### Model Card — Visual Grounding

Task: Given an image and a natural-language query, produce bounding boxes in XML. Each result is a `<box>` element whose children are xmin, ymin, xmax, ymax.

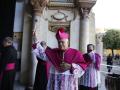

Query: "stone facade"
<box><xmin>31</xmin><ymin>0</ymin><xmax>97</xmax><ymax>51</ymax></box>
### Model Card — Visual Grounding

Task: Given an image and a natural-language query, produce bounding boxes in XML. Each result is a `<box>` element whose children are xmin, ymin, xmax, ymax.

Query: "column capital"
<box><xmin>30</xmin><ymin>0</ymin><xmax>49</xmax><ymax>15</ymax></box>
<box><xmin>79</xmin><ymin>8</ymin><xmax>90</xmax><ymax>19</ymax></box>
<box><xmin>76</xmin><ymin>0</ymin><xmax>97</xmax><ymax>19</ymax></box>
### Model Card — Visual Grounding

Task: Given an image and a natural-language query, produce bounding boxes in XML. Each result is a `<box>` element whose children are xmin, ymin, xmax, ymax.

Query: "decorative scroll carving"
<box><xmin>49</xmin><ymin>25</ymin><xmax>69</xmax><ymax>32</ymax></box>
<box><xmin>30</xmin><ymin>0</ymin><xmax>49</xmax><ymax>15</ymax></box>
<box><xmin>49</xmin><ymin>21</ymin><xmax>70</xmax><ymax>32</ymax></box>
<box><xmin>75</xmin><ymin>0</ymin><xmax>97</xmax><ymax>19</ymax></box>
<box><xmin>51</xmin><ymin>10</ymin><xmax>68</xmax><ymax>21</ymax></box>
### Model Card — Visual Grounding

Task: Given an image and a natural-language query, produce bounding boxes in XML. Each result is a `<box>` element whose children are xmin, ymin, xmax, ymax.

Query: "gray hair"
<box><xmin>3</xmin><ymin>37</ymin><xmax>13</xmax><ymax>45</ymax></box>
<box><xmin>40</xmin><ymin>41</ymin><xmax>46</xmax><ymax>47</ymax></box>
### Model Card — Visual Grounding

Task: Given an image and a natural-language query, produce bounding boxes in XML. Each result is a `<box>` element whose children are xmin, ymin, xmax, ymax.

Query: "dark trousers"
<box><xmin>79</xmin><ymin>85</ymin><xmax>98</xmax><ymax>90</ymax></box>
<box><xmin>33</xmin><ymin>61</ymin><xmax>48</xmax><ymax>90</ymax></box>
<box><xmin>0</xmin><ymin>70</ymin><xmax>16</xmax><ymax>90</ymax></box>
<box><xmin>107</xmin><ymin>63</ymin><xmax>113</xmax><ymax>72</ymax></box>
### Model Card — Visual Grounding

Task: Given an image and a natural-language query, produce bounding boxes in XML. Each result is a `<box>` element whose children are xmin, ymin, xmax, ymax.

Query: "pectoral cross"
<box><xmin>61</xmin><ymin>52</ymin><xmax>65</xmax><ymax>64</ymax></box>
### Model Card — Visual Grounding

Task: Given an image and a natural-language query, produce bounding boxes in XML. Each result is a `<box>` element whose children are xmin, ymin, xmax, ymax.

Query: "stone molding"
<box><xmin>48</xmin><ymin>21</ymin><xmax>70</xmax><ymax>32</ymax></box>
<box><xmin>48</xmin><ymin>2</ymin><xmax>74</xmax><ymax>8</ymax></box>
<box><xmin>76</xmin><ymin>0</ymin><xmax>96</xmax><ymax>8</ymax></box>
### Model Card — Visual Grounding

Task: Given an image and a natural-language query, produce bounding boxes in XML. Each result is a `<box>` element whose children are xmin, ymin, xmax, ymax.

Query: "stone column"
<box><xmin>96</xmin><ymin>33</ymin><xmax>104</xmax><ymax>60</ymax></box>
<box><xmin>89</xmin><ymin>12</ymin><xmax>96</xmax><ymax>45</ymax></box>
<box><xmin>79</xmin><ymin>8</ymin><xmax>90</xmax><ymax>53</ymax></box>
<box><xmin>21</xmin><ymin>0</ymin><xmax>49</xmax><ymax>89</ymax></box>
<box><xmin>76</xmin><ymin>0</ymin><xmax>97</xmax><ymax>53</ymax></box>
<box><xmin>20</xmin><ymin>3</ymin><xmax>33</xmax><ymax>87</ymax></box>
<box><xmin>31</xmin><ymin>0</ymin><xmax>49</xmax><ymax>82</ymax></box>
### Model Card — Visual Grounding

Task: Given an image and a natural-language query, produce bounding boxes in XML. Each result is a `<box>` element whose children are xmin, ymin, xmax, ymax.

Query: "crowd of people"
<box><xmin>0</xmin><ymin>27</ymin><xmax>102</xmax><ymax>90</ymax></box>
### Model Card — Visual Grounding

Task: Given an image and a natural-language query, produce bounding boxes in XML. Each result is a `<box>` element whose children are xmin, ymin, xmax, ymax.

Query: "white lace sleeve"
<box><xmin>72</xmin><ymin>63</ymin><xmax>85</xmax><ymax>78</ymax></box>
<box><xmin>33</xmin><ymin>43</ymin><xmax>48</xmax><ymax>61</ymax></box>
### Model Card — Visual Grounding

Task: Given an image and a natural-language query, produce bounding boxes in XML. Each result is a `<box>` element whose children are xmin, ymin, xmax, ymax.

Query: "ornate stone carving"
<box><xmin>76</xmin><ymin>0</ymin><xmax>97</xmax><ymax>19</ymax></box>
<box><xmin>47</xmin><ymin>9</ymin><xmax>73</xmax><ymax>32</ymax></box>
<box><xmin>51</xmin><ymin>10</ymin><xmax>68</xmax><ymax>21</ymax></box>
<box><xmin>49</xmin><ymin>21</ymin><xmax>70</xmax><ymax>32</ymax></box>
<box><xmin>79</xmin><ymin>8</ymin><xmax>90</xmax><ymax>19</ymax></box>
<box><xmin>30</xmin><ymin>0</ymin><xmax>49</xmax><ymax>15</ymax></box>
<box><xmin>53</xmin><ymin>12</ymin><xmax>65</xmax><ymax>20</ymax></box>
<box><xmin>49</xmin><ymin>25</ymin><xmax>70</xmax><ymax>32</ymax></box>
<box><xmin>48</xmin><ymin>0</ymin><xmax>74</xmax><ymax>8</ymax></box>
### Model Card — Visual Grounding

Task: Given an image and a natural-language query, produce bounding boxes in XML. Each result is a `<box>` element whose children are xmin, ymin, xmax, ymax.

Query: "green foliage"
<box><xmin>103</xmin><ymin>29</ymin><xmax>120</xmax><ymax>49</ymax></box>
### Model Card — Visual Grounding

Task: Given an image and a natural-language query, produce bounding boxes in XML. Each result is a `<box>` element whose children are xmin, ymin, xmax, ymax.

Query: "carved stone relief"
<box><xmin>30</xmin><ymin>0</ymin><xmax>49</xmax><ymax>15</ymax></box>
<box><xmin>49</xmin><ymin>22</ymin><xmax>70</xmax><ymax>32</ymax></box>
<box><xmin>47</xmin><ymin>10</ymin><xmax>71</xmax><ymax>33</ymax></box>
<box><xmin>79</xmin><ymin>8</ymin><xmax>90</xmax><ymax>19</ymax></box>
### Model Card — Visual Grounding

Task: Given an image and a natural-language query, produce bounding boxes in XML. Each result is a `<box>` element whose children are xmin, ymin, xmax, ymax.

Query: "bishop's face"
<box><xmin>58</xmin><ymin>39</ymin><xmax>69</xmax><ymax>51</ymax></box>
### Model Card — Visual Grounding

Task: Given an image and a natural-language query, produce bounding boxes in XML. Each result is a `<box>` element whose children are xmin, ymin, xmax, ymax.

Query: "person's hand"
<box><xmin>88</xmin><ymin>52</ymin><xmax>94</xmax><ymax>62</ymax></box>
<box><xmin>43</xmin><ymin>44</ymin><xmax>47</xmax><ymax>50</ymax></box>
<box><xmin>32</xmin><ymin>43</ymin><xmax>37</xmax><ymax>49</ymax></box>
<box><xmin>88</xmin><ymin>51</ymin><xmax>92</xmax><ymax>56</ymax></box>
<box><xmin>60</xmin><ymin>62</ymin><xmax>71</xmax><ymax>72</ymax></box>
<box><xmin>40</xmin><ymin>41</ymin><xmax>47</xmax><ymax>49</ymax></box>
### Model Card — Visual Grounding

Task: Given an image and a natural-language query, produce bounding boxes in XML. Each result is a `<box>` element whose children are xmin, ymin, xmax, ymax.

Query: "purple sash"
<box><xmin>5</xmin><ymin>63</ymin><xmax>15</xmax><ymax>71</ymax></box>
